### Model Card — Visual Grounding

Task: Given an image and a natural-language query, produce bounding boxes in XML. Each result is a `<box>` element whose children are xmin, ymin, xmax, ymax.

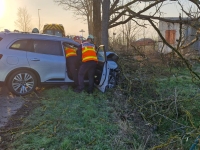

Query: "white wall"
<box><xmin>158</xmin><ymin>20</ymin><xmax>183</xmax><ymax>53</ymax></box>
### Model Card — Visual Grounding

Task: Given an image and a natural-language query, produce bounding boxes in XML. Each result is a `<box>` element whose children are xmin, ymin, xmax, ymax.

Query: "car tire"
<box><xmin>7</xmin><ymin>70</ymin><xmax>37</xmax><ymax>96</ymax></box>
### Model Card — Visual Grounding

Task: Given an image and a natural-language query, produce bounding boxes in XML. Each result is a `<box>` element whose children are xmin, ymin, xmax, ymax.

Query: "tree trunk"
<box><xmin>88</xmin><ymin>0</ymin><xmax>93</xmax><ymax>35</ymax></box>
<box><xmin>88</xmin><ymin>19</ymin><xmax>93</xmax><ymax>36</ymax></box>
<box><xmin>101</xmin><ymin>0</ymin><xmax>110</xmax><ymax>51</ymax></box>
<box><xmin>93</xmin><ymin>0</ymin><xmax>101</xmax><ymax>47</ymax></box>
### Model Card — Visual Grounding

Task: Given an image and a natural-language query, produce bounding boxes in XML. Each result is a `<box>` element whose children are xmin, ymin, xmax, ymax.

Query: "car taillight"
<box><xmin>0</xmin><ymin>54</ymin><xmax>3</xmax><ymax>59</ymax></box>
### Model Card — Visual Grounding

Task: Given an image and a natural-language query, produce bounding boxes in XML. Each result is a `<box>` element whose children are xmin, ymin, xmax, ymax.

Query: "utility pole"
<box><xmin>38</xmin><ymin>9</ymin><xmax>41</xmax><ymax>31</ymax></box>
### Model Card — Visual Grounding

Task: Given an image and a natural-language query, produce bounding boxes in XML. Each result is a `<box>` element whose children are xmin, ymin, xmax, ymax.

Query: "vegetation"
<box><xmin>114</xmin><ymin>48</ymin><xmax>200</xmax><ymax>149</ymax></box>
<box><xmin>55</xmin><ymin>0</ymin><xmax>199</xmax><ymax>53</ymax></box>
<box><xmin>15</xmin><ymin>7</ymin><xmax>32</xmax><ymax>32</ymax></box>
<box><xmin>7</xmin><ymin>88</ymin><xmax>138</xmax><ymax>150</ymax></box>
<box><xmin>2</xmin><ymin>47</ymin><xmax>200</xmax><ymax>149</ymax></box>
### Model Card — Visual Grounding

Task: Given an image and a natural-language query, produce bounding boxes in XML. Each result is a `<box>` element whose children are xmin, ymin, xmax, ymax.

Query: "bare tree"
<box><xmin>101</xmin><ymin>0</ymin><xmax>110</xmax><ymax>51</ymax></box>
<box><xmin>108</xmin><ymin>0</ymin><xmax>200</xmax><ymax>79</ymax></box>
<box><xmin>54</xmin><ymin>0</ymin><xmax>94</xmax><ymax>35</ymax></box>
<box><xmin>54</xmin><ymin>0</ymin><xmax>200</xmax><ymax>55</ymax></box>
<box><xmin>93</xmin><ymin>0</ymin><xmax>101</xmax><ymax>46</ymax></box>
<box><xmin>122</xmin><ymin>19</ymin><xmax>144</xmax><ymax>51</ymax></box>
<box><xmin>15</xmin><ymin>7</ymin><xmax>32</xmax><ymax>32</ymax></box>
<box><xmin>109</xmin><ymin>0</ymin><xmax>200</xmax><ymax>29</ymax></box>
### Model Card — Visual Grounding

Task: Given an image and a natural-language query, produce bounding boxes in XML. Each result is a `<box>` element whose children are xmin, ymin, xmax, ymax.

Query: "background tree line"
<box><xmin>54</xmin><ymin>0</ymin><xmax>200</xmax><ymax>80</ymax></box>
<box><xmin>54</xmin><ymin>0</ymin><xmax>199</xmax><ymax>49</ymax></box>
<box><xmin>15</xmin><ymin>0</ymin><xmax>200</xmax><ymax>79</ymax></box>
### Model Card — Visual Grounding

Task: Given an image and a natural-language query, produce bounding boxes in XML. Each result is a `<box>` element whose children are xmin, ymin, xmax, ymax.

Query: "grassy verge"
<box><xmin>117</xmin><ymin>51</ymin><xmax>200</xmax><ymax>149</ymax></box>
<box><xmin>152</xmin><ymin>67</ymin><xmax>200</xmax><ymax>149</ymax></box>
<box><xmin>6</xmin><ymin>51</ymin><xmax>200</xmax><ymax>149</ymax></box>
<box><xmin>8</xmin><ymin>87</ymin><xmax>142</xmax><ymax>150</ymax></box>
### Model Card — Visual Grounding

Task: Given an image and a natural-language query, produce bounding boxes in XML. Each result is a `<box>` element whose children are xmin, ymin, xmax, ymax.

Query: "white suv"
<box><xmin>0</xmin><ymin>32</ymin><xmax>119</xmax><ymax>96</ymax></box>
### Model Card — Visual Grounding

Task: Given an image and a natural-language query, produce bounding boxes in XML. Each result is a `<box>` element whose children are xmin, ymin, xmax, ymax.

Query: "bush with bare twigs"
<box><xmin>109</xmin><ymin>45</ymin><xmax>200</xmax><ymax>149</ymax></box>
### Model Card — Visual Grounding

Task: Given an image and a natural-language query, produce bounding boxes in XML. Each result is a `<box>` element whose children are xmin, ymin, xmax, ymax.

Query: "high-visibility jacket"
<box><xmin>65</xmin><ymin>47</ymin><xmax>77</xmax><ymax>58</ymax></box>
<box><xmin>81</xmin><ymin>42</ymin><xmax>98</xmax><ymax>62</ymax></box>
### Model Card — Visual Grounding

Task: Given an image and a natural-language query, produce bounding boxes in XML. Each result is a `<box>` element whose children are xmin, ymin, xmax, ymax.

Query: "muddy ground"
<box><xmin>0</xmin><ymin>85</ymin><xmax>48</xmax><ymax>150</ymax></box>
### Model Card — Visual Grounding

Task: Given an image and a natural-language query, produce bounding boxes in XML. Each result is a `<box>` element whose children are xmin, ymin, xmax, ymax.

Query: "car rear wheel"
<box><xmin>7</xmin><ymin>70</ymin><xmax>37</xmax><ymax>96</ymax></box>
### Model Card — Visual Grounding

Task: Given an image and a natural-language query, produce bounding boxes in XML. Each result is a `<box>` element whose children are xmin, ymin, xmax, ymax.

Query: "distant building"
<box><xmin>158</xmin><ymin>17</ymin><xmax>200</xmax><ymax>53</ymax></box>
<box><xmin>132</xmin><ymin>38</ymin><xmax>155</xmax><ymax>46</ymax></box>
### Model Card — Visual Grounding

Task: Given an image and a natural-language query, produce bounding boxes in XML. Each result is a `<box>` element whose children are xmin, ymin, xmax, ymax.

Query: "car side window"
<box><xmin>32</xmin><ymin>40</ymin><xmax>63</xmax><ymax>56</ymax></box>
<box><xmin>10</xmin><ymin>40</ymin><xmax>29</xmax><ymax>51</ymax></box>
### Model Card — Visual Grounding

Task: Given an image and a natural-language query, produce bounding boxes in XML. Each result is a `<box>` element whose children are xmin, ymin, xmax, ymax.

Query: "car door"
<box><xmin>26</xmin><ymin>39</ymin><xmax>66</xmax><ymax>82</ymax></box>
<box><xmin>95</xmin><ymin>45</ymin><xmax>110</xmax><ymax>92</ymax></box>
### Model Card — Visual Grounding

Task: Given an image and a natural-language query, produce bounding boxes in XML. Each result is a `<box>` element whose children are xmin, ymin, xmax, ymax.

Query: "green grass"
<box><xmin>9</xmin><ymin>87</ymin><xmax>142</xmax><ymax>150</ymax></box>
<box><xmin>150</xmin><ymin>66</ymin><xmax>200</xmax><ymax>149</ymax></box>
<box><xmin>118</xmin><ymin>58</ymin><xmax>200</xmax><ymax>149</ymax></box>
<box><xmin>8</xmin><ymin>60</ymin><xmax>200</xmax><ymax>149</ymax></box>
<box><xmin>10</xmin><ymin>88</ymin><xmax>118</xmax><ymax>149</ymax></box>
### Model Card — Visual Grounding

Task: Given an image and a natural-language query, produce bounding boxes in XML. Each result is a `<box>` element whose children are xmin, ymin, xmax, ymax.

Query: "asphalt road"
<box><xmin>0</xmin><ymin>86</ymin><xmax>24</xmax><ymax>128</ymax></box>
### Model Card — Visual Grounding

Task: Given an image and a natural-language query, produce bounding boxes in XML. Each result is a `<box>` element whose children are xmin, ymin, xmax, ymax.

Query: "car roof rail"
<box><xmin>21</xmin><ymin>32</ymin><xmax>30</xmax><ymax>34</ymax></box>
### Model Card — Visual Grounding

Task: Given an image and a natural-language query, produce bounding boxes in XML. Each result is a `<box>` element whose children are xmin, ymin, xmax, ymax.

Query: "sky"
<box><xmin>0</xmin><ymin>0</ymin><xmax>195</xmax><ymax>38</ymax></box>
<box><xmin>0</xmin><ymin>0</ymin><xmax>88</xmax><ymax>36</ymax></box>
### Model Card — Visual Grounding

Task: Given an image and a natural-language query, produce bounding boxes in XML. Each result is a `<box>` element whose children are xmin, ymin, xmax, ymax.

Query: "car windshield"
<box><xmin>44</xmin><ymin>30</ymin><xmax>63</xmax><ymax>37</ymax></box>
<box><xmin>54</xmin><ymin>30</ymin><xmax>62</xmax><ymax>37</ymax></box>
<box><xmin>44</xmin><ymin>30</ymin><xmax>54</xmax><ymax>35</ymax></box>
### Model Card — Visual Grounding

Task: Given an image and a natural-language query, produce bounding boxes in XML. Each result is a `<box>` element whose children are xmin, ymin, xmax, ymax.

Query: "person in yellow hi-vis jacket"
<box><xmin>65</xmin><ymin>44</ymin><xmax>79</xmax><ymax>88</ymax></box>
<box><xmin>74</xmin><ymin>35</ymin><xmax>97</xmax><ymax>94</ymax></box>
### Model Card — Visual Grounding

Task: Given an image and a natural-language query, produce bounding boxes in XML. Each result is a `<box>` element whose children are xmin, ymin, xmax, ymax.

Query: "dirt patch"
<box><xmin>0</xmin><ymin>88</ymin><xmax>45</xmax><ymax>150</ymax></box>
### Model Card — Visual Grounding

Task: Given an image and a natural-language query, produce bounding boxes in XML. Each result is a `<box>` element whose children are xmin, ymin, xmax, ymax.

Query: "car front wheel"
<box><xmin>7</xmin><ymin>70</ymin><xmax>37</xmax><ymax>96</ymax></box>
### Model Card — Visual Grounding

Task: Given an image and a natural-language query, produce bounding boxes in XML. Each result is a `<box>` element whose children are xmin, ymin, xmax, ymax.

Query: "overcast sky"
<box><xmin>0</xmin><ymin>0</ymin><xmax>194</xmax><ymax>38</ymax></box>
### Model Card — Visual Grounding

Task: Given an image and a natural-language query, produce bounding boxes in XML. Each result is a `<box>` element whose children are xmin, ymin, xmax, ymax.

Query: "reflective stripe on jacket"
<box><xmin>81</xmin><ymin>42</ymin><xmax>97</xmax><ymax>62</ymax></box>
<box><xmin>65</xmin><ymin>47</ymin><xmax>77</xmax><ymax>58</ymax></box>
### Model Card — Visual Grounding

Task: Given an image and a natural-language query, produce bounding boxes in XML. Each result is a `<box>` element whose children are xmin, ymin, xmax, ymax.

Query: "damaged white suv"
<box><xmin>0</xmin><ymin>32</ymin><xmax>120</xmax><ymax>96</ymax></box>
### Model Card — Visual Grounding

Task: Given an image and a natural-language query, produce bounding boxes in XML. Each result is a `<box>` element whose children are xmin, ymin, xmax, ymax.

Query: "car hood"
<box><xmin>106</xmin><ymin>52</ymin><xmax>119</xmax><ymax>62</ymax></box>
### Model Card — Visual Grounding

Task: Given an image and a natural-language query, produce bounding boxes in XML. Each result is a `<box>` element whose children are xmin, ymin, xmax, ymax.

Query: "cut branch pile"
<box><xmin>112</xmin><ymin>47</ymin><xmax>200</xmax><ymax>149</ymax></box>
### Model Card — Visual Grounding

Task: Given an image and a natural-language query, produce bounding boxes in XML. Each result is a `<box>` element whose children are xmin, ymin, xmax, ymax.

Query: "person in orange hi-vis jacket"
<box><xmin>65</xmin><ymin>44</ymin><xmax>79</xmax><ymax>88</ymax></box>
<box><xmin>74</xmin><ymin>35</ymin><xmax>97</xmax><ymax>94</ymax></box>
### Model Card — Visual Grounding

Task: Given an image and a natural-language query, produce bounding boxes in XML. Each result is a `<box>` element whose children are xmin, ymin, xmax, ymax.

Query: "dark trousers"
<box><xmin>78</xmin><ymin>61</ymin><xmax>97</xmax><ymax>92</ymax></box>
<box><xmin>66</xmin><ymin>56</ymin><xmax>79</xmax><ymax>86</ymax></box>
